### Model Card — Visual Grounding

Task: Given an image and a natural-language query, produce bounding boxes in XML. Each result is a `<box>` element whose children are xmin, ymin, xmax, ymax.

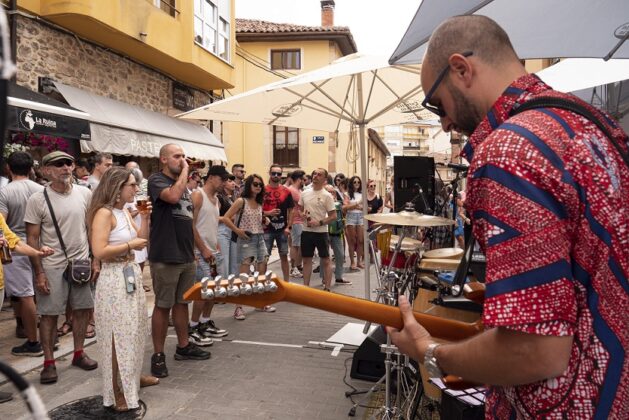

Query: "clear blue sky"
<box><xmin>235</xmin><ymin>0</ymin><xmax>420</xmax><ymax>57</ymax></box>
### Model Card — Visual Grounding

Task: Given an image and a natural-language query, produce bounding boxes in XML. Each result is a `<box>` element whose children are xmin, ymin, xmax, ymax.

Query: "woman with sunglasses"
<box><xmin>222</xmin><ymin>174</ymin><xmax>272</xmax><ymax>319</ymax></box>
<box><xmin>345</xmin><ymin>176</ymin><xmax>365</xmax><ymax>270</ymax></box>
<box><xmin>366</xmin><ymin>180</ymin><xmax>383</xmax><ymax>228</ymax></box>
<box><xmin>88</xmin><ymin>167</ymin><xmax>158</xmax><ymax>413</ymax></box>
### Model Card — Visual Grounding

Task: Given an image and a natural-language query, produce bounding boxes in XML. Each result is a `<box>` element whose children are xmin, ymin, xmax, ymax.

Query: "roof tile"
<box><xmin>236</xmin><ymin>18</ymin><xmax>351</xmax><ymax>34</ymax></box>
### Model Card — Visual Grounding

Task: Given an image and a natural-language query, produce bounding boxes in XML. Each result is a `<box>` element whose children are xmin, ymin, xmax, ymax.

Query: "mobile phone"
<box><xmin>123</xmin><ymin>264</ymin><xmax>136</xmax><ymax>293</ymax></box>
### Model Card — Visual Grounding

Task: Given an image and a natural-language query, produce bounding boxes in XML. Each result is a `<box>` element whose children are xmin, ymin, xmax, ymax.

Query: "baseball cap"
<box><xmin>205</xmin><ymin>165</ymin><xmax>230</xmax><ymax>179</ymax></box>
<box><xmin>42</xmin><ymin>151</ymin><xmax>75</xmax><ymax>166</ymax></box>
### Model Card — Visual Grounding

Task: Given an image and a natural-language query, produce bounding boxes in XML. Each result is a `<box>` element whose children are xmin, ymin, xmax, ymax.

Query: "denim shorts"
<box><xmin>290</xmin><ymin>223</ymin><xmax>303</xmax><ymax>246</ymax></box>
<box><xmin>264</xmin><ymin>230</ymin><xmax>289</xmax><ymax>255</ymax></box>
<box><xmin>237</xmin><ymin>233</ymin><xmax>269</xmax><ymax>265</ymax></box>
<box><xmin>346</xmin><ymin>211</ymin><xmax>364</xmax><ymax>226</ymax></box>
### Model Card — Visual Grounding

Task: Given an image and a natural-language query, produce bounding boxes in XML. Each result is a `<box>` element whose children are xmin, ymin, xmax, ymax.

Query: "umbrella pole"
<box><xmin>358</xmin><ymin>123</ymin><xmax>370</xmax><ymax>299</ymax></box>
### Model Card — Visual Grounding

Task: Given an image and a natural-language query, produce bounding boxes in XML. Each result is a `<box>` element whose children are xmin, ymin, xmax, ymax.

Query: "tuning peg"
<box><xmin>263</xmin><ymin>271</ymin><xmax>277</xmax><ymax>292</ymax></box>
<box><xmin>227</xmin><ymin>274</ymin><xmax>240</xmax><ymax>297</ymax></box>
<box><xmin>201</xmin><ymin>277</ymin><xmax>214</xmax><ymax>300</ymax></box>
<box><xmin>213</xmin><ymin>275</ymin><xmax>227</xmax><ymax>299</ymax></box>
<box><xmin>238</xmin><ymin>273</ymin><xmax>253</xmax><ymax>295</ymax></box>
<box><xmin>252</xmin><ymin>275</ymin><xmax>265</xmax><ymax>294</ymax></box>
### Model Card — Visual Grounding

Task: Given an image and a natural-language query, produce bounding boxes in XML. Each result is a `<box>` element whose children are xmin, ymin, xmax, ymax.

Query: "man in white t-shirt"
<box><xmin>298</xmin><ymin>168</ymin><xmax>336</xmax><ymax>290</ymax></box>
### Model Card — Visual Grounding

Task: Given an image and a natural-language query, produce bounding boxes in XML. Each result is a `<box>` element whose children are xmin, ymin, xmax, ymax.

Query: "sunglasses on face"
<box><xmin>252</xmin><ymin>181</ymin><xmax>263</xmax><ymax>188</ymax></box>
<box><xmin>368</xmin><ymin>184</ymin><xmax>376</xmax><ymax>188</ymax></box>
<box><xmin>270</xmin><ymin>171</ymin><xmax>282</xmax><ymax>177</ymax></box>
<box><xmin>50</xmin><ymin>160</ymin><xmax>73</xmax><ymax>168</ymax></box>
<box><xmin>353</xmin><ymin>180</ymin><xmax>361</xmax><ymax>184</ymax></box>
<box><xmin>421</xmin><ymin>51</ymin><xmax>474</xmax><ymax>118</ymax></box>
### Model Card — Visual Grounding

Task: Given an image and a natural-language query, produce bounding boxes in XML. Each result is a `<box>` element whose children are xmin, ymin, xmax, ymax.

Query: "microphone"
<box><xmin>437</xmin><ymin>162</ymin><xmax>469</xmax><ymax>171</ymax></box>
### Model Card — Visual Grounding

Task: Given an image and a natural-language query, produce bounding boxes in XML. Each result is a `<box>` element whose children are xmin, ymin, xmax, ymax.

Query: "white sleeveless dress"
<box><xmin>94</xmin><ymin>208</ymin><xmax>147</xmax><ymax>409</ymax></box>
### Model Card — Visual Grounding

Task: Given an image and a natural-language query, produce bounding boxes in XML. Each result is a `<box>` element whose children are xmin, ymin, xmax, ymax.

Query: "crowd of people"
<box><xmin>0</xmin><ymin>145</ymin><xmax>387</xmax><ymax>412</ymax></box>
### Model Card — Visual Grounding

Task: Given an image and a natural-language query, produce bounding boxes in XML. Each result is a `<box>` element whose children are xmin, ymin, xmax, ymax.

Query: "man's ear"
<box><xmin>448</xmin><ymin>53</ymin><xmax>474</xmax><ymax>87</ymax></box>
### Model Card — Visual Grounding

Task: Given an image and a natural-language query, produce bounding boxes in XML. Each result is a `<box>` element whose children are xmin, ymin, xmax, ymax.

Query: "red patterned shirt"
<box><xmin>462</xmin><ymin>74</ymin><xmax>629</xmax><ymax>419</ymax></box>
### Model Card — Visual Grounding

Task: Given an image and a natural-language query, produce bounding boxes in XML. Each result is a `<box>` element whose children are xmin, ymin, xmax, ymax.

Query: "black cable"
<box><xmin>342</xmin><ymin>356</ymin><xmax>381</xmax><ymax>412</ymax></box>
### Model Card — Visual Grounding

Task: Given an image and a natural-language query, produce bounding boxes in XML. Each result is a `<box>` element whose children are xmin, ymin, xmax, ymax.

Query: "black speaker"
<box><xmin>440</xmin><ymin>392</ymin><xmax>485</xmax><ymax>420</ymax></box>
<box><xmin>393</xmin><ymin>156</ymin><xmax>435</xmax><ymax>214</ymax></box>
<box><xmin>350</xmin><ymin>326</ymin><xmax>386</xmax><ymax>382</ymax></box>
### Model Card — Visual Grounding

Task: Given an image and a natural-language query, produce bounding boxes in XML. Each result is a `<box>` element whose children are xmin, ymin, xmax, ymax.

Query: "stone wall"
<box><xmin>15</xmin><ymin>15</ymin><xmax>212</xmax><ymax>114</ymax></box>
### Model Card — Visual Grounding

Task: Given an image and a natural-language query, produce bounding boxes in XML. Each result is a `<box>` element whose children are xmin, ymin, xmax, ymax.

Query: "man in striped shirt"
<box><xmin>389</xmin><ymin>15</ymin><xmax>629</xmax><ymax>419</ymax></box>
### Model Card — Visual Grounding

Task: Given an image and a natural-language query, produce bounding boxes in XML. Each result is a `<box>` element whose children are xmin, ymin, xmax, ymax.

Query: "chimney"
<box><xmin>321</xmin><ymin>0</ymin><xmax>335</xmax><ymax>28</ymax></box>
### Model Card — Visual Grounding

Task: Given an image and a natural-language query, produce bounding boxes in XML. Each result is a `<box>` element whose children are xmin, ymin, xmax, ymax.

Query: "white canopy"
<box><xmin>178</xmin><ymin>54</ymin><xmax>430</xmax><ymax>130</ymax></box>
<box><xmin>54</xmin><ymin>82</ymin><xmax>226</xmax><ymax>161</ymax></box>
<box><xmin>537</xmin><ymin>59</ymin><xmax>629</xmax><ymax>93</ymax></box>
<box><xmin>390</xmin><ymin>0</ymin><xmax>629</xmax><ymax>65</ymax></box>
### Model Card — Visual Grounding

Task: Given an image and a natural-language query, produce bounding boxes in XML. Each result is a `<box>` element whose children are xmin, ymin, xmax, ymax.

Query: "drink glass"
<box><xmin>136</xmin><ymin>196</ymin><xmax>149</xmax><ymax>213</ymax></box>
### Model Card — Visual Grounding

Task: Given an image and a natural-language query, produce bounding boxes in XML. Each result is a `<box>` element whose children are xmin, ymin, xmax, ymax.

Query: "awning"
<box><xmin>53</xmin><ymin>82</ymin><xmax>226</xmax><ymax>161</ymax></box>
<box><xmin>7</xmin><ymin>83</ymin><xmax>91</xmax><ymax>140</ymax></box>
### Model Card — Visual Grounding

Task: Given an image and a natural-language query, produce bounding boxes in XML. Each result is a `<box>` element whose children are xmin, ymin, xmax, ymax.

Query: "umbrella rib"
<box><xmin>361</xmin><ymin>70</ymin><xmax>379</xmax><ymax>123</ymax></box>
<box><xmin>366</xmin><ymin>84</ymin><xmax>424</xmax><ymax>122</ymax></box>
<box><xmin>266</xmin><ymin>82</ymin><xmax>330</xmax><ymax>125</ymax></box>
<box><xmin>335</xmin><ymin>74</ymin><xmax>358</xmax><ymax>133</ymax></box>
<box><xmin>282</xmin><ymin>85</ymin><xmax>357</xmax><ymax>122</ymax></box>
<box><xmin>302</xmin><ymin>78</ymin><xmax>360</xmax><ymax>120</ymax></box>
<box><xmin>365</xmin><ymin>73</ymin><xmax>425</xmax><ymax>121</ymax></box>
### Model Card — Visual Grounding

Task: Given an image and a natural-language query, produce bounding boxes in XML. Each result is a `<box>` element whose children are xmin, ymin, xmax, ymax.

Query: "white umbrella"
<box><xmin>179</xmin><ymin>53</ymin><xmax>429</xmax><ymax>298</ymax></box>
<box><xmin>389</xmin><ymin>0</ymin><xmax>629</xmax><ymax>65</ymax></box>
<box><xmin>537</xmin><ymin>58</ymin><xmax>629</xmax><ymax>93</ymax></box>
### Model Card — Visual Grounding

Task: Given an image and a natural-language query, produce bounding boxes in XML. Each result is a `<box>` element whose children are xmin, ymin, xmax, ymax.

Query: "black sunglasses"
<box><xmin>50</xmin><ymin>159</ymin><xmax>73</xmax><ymax>168</ymax></box>
<box><xmin>270</xmin><ymin>171</ymin><xmax>282</xmax><ymax>176</ymax></box>
<box><xmin>252</xmin><ymin>181</ymin><xmax>263</xmax><ymax>187</ymax></box>
<box><xmin>422</xmin><ymin>51</ymin><xmax>474</xmax><ymax>118</ymax></box>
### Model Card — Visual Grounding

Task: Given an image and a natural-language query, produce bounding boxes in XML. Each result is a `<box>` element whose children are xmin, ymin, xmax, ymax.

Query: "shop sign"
<box><xmin>173</xmin><ymin>83</ymin><xmax>195</xmax><ymax>111</ymax></box>
<box><xmin>313</xmin><ymin>135</ymin><xmax>325</xmax><ymax>144</ymax></box>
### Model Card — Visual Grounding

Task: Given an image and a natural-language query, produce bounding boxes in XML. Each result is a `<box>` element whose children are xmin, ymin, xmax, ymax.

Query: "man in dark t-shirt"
<box><xmin>148</xmin><ymin>144</ymin><xmax>209</xmax><ymax>379</ymax></box>
<box><xmin>262</xmin><ymin>164</ymin><xmax>294</xmax><ymax>281</ymax></box>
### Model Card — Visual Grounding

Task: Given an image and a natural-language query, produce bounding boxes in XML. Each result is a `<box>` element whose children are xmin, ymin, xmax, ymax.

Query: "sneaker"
<box><xmin>255</xmin><ymin>305</ymin><xmax>277</xmax><ymax>313</ymax></box>
<box><xmin>199</xmin><ymin>320</ymin><xmax>228</xmax><ymax>338</ymax></box>
<box><xmin>11</xmin><ymin>340</ymin><xmax>44</xmax><ymax>357</ymax></box>
<box><xmin>151</xmin><ymin>352</ymin><xmax>168</xmax><ymax>378</ymax></box>
<box><xmin>335</xmin><ymin>279</ymin><xmax>353</xmax><ymax>285</ymax></box>
<box><xmin>290</xmin><ymin>267</ymin><xmax>302</xmax><ymax>278</ymax></box>
<box><xmin>234</xmin><ymin>306</ymin><xmax>246</xmax><ymax>320</ymax></box>
<box><xmin>174</xmin><ymin>342</ymin><xmax>211</xmax><ymax>360</ymax></box>
<box><xmin>189</xmin><ymin>325</ymin><xmax>214</xmax><ymax>347</ymax></box>
<box><xmin>313</xmin><ymin>265</ymin><xmax>320</xmax><ymax>273</ymax></box>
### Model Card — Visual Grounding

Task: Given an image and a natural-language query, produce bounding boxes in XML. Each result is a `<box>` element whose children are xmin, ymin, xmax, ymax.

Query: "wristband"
<box><xmin>126</xmin><ymin>242</ymin><xmax>131</xmax><ymax>252</ymax></box>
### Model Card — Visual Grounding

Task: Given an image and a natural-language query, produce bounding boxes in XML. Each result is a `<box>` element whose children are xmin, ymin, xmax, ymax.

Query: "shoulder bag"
<box><xmin>230</xmin><ymin>198</ymin><xmax>245</xmax><ymax>243</ymax></box>
<box><xmin>43</xmin><ymin>188</ymin><xmax>92</xmax><ymax>285</ymax></box>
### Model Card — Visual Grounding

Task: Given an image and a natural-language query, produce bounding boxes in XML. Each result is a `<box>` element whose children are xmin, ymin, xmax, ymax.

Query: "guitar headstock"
<box><xmin>183</xmin><ymin>270</ymin><xmax>287</xmax><ymax>308</ymax></box>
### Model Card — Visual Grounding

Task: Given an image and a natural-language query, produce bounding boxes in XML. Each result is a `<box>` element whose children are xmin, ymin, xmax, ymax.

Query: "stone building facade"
<box><xmin>12</xmin><ymin>14</ymin><xmax>218</xmax><ymax>173</ymax></box>
<box><xmin>16</xmin><ymin>15</ymin><xmax>212</xmax><ymax>115</ymax></box>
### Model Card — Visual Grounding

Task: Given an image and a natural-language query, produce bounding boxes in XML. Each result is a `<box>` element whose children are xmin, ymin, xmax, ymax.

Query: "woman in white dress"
<box><xmin>88</xmin><ymin>167</ymin><xmax>157</xmax><ymax>412</ymax></box>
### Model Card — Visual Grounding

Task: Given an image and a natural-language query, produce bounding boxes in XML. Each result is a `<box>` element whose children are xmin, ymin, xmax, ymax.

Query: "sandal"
<box><xmin>57</xmin><ymin>321</ymin><xmax>72</xmax><ymax>337</ymax></box>
<box><xmin>142</xmin><ymin>285</ymin><xmax>151</xmax><ymax>292</ymax></box>
<box><xmin>85</xmin><ymin>322</ymin><xmax>96</xmax><ymax>339</ymax></box>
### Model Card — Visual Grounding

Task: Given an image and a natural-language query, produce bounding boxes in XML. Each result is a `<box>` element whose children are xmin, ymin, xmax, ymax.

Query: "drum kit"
<box><xmin>353</xmin><ymin>203</ymin><xmax>481</xmax><ymax>419</ymax></box>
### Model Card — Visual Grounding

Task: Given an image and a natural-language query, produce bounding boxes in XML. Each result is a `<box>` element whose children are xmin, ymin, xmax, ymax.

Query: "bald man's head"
<box><xmin>425</xmin><ymin>15</ymin><xmax>519</xmax><ymax>72</ymax></box>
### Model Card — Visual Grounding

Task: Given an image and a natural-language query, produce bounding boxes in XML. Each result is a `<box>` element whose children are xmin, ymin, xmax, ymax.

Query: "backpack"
<box><xmin>328</xmin><ymin>201</ymin><xmax>345</xmax><ymax>235</ymax></box>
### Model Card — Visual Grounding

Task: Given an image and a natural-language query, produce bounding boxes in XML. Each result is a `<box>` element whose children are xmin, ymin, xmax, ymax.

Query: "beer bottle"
<box><xmin>0</xmin><ymin>228</ymin><xmax>12</xmax><ymax>264</ymax></box>
<box><xmin>209</xmin><ymin>255</ymin><xmax>218</xmax><ymax>277</ymax></box>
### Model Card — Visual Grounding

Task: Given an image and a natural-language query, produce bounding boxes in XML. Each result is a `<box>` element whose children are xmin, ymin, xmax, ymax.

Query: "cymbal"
<box><xmin>389</xmin><ymin>235</ymin><xmax>423</xmax><ymax>251</ymax></box>
<box><xmin>365</xmin><ymin>211</ymin><xmax>455</xmax><ymax>227</ymax></box>
<box><xmin>423</xmin><ymin>247</ymin><xmax>464</xmax><ymax>260</ymax></box>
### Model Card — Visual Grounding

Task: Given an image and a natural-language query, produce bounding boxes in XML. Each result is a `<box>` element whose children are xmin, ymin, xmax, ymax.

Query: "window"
<box><xmin>271</xmin><ymin>49</ymin><xmax>301</xmax><ymax>70</ymax></box>
<box><xmin>152</xmin><ymin>0</ymin><xmax>178</xmax><ymax>17</ymax></box>
<box><xmin>273</xmin><ymin>126</ymin><xmax>299</xmax><ymax>167</ymax></box>
<box><xmin>194</xmin><ymin>0</ymin><xmax>230</xmax><ymax>62</ymax></box>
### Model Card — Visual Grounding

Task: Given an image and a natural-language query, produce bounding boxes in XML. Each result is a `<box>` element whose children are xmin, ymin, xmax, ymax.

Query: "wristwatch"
<box><xmin>424</xmin><ymin>343</ymin><xmax>444</xmax><ymax>378</ymax></box>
